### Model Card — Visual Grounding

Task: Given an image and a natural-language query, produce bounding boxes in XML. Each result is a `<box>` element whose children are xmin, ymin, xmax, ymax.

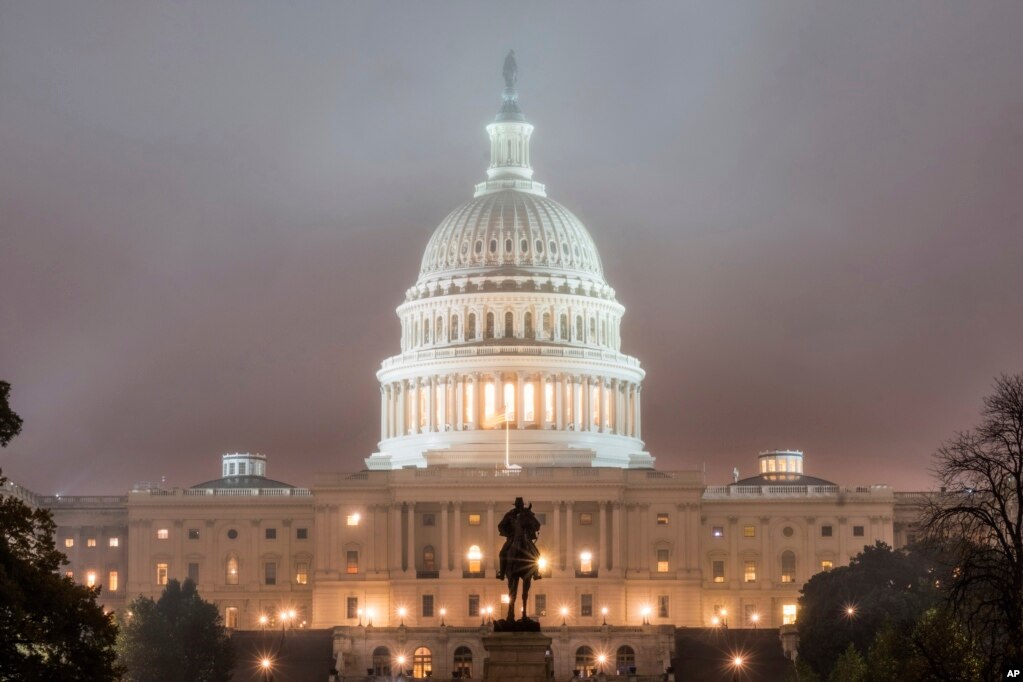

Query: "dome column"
<box><xmin>380</xmin><ymin>386</ymin><xmax>388</xmax><ymax>439</ymax></box>
<box><xmin>582</xmin><ymin>375</ymin><xmax>592</xmax><ymax>432</ymax></box>
<box><xmin>426</xmin><ymin>375</ymin><xmax>436</xmax><ymax>432</ymax></box>
<box><xmin>538</xmin><ymin>372</ymin><xmax>548</xmax><ymax>428</ymax></box>
<box><xmin>635</xmin><ymin>386</ymin><xmax>642</xmax><ymax>440</ymax></box>
<box><xmin>555</xmin><ymin>374</ymin><xmax>565</xmax><ymax>430</ymax></box>
<box><xmin>598</xmin><ymin>377</ymin><xmax>607</xmax><ymax>433</ymax></box>
<box><xmin>516</xmin><ymin>372</ymin><xmax>525</xmax><ymax>429</ymax></box>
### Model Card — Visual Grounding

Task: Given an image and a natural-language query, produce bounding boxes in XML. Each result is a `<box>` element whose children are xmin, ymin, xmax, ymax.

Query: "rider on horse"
<box><xmin>496</xmin><ymin>497</ymin><xmax>542</xmax><ymax>581</ymax></box>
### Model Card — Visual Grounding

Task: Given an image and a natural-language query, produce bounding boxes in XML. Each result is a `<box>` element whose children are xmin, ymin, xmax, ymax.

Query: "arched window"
<box><xmin>524</xmin><ymin>312</ymin><xmax>533</xmax><ymax>338</ymax></box>
<box><xmin>486</xmin><ymin>313</ymin><xmax>495</xmax><ymax>339</ymax></box>
<box><xmin>559</xmin><ymin>314</ymin><xmax>568</xmax><ymax>340</ymax></box>
<box><xmin>225</xmin><ymin>555</ymin><xmax>239</xmax><ymax>585</ymax></box>
<box><xmin>589</xmin><ymin>317</ymin><xmax>596</xmax><ymax>342</ymax></box>
<box><xmin>542</xmin><ymin>312</ymin><xmax>551</xmax><ymax>340</ymax></box>
<box><xmin>575</xmin><ymin>646</ymin><xmax>596</xmax><ymax>677</ymax></box>
<box><xmin>423</xmin><ymin>545</ymin><xmax>436</xmax><ymax>571</ymax></box>
<box><xmin>436</xmin><ymin>316</ymin><xmax>443</xmax><ymax>340</ymax></box>
<box><xmin>450</xmin><ymin>315</ymin><xmax>459</xmax><ymax>342</ymax></box>
<box><xmin>423</xmin><ymin>319</ymin><xmax>430</xmax><ymax>344</ymax></box>
<box><xmin>467</xmin><ymin>545</ymin><xmax>482</xmax><ymax>573</ymax></box>
<box><xmin>371</xmin><ymin>647</ymin><xmax>390</xmax><ymax>676</ymax></box>
<box><xmin>616</xmin><ymin>646</ymin><xmax>636</xmax><ymax>675</ymax></box>
<box><xmin>453</xmin><ymin>646</ymin><xmax>473</xmax><ymax>679</ymax></box>
<box><xmin>600</xmin><ymin>319</ymin><xmax>606</xmax><ymax>346</ymax></box>
<box><xmin>504</xmin><ymin>311</ymin><xmax>514</xmax><ymax>338</ymax></box>
<box><xmin>467</xmin><ymin>313</ymin><xmax>477</xmax><ymax>340</ymax></box>
<box><xmin>575</xmin><ymin>316</ymin><xmax>583</xmax><ymax>342</ymax></box>
<box><xmin>781</xmin><ymin>550</ymin><xmax>796</xmax><ymax>583</ymax></box>
<box><xmin>413</xmin><ymin>647</ymin><xmax>432</xmax><ymax>679</ymax></box>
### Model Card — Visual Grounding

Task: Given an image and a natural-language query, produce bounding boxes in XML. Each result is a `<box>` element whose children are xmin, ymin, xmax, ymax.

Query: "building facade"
<box><xmin>4</xmin><ymin>55</ymin><xmax>923</xmax><ymax>679</ymax></box>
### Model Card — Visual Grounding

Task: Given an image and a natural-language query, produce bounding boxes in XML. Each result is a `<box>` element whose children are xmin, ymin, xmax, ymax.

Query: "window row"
<box><xmin>402</xmin><ymin>308</ymin><xmax>620</xmax><ymax>350</ymax></box>
<box><xmin>64</xmin><ymin>536</ymin><xmax>120</xmax><ymax>548</ymax></box>
<box><xmin>150</xmin><ymin>526</ymin><xmax>310</xmax><ymax>541</ymax></box>
<box><xmin>154</xmin><ymin>557</ymin><xmax>310</xmax><ymax>586</ymax></box>
<box><xmin>709</xmin><ymin>523</ymin><xmax>867</xmax><ymax>539</ymax></box>
<box><xmin>710</xmin><ymin>551</ymin><xmax>838</xmax><ymax>584</ymax></box>
<box><xmin>65</xmin><ymin>569</ymin><xmax>119</xmax><ymax>591</ymax></box>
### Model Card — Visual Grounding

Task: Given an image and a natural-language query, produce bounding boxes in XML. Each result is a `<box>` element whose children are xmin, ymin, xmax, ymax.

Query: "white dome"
<box><xmin>418</xmin><ymin>190</ymin><xmax>605</xmax><ymax>285</ymax></box>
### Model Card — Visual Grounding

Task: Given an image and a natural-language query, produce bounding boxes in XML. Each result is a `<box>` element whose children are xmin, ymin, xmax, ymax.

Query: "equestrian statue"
<box><xmin>495</xmin><ymin>497</ymin><xmax>543</xmax><ymax>630</ymax></box>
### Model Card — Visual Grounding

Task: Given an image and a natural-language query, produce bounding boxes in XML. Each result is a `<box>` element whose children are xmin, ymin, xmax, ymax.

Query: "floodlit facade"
<box><xmin>2</xmin><ymin>55</ymin><xmax>926</xmax><ymax>679</ymax></box>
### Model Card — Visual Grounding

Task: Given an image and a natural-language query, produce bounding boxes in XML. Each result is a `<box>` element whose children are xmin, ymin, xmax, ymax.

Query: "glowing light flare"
<box><xmin>537</xmin><ymin>556</ymin><xmax>548</xmax><ymax>571</ymax></box>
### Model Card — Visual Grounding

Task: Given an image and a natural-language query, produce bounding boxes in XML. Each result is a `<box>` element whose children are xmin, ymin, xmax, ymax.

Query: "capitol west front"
<box><xmin>5</xmin><ymin>56</ymin><xmax>921</xmax><ymax>679</ymax></box>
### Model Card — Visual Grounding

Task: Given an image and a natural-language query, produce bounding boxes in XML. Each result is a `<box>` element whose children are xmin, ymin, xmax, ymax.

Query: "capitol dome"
<box><xmin>366</xmin><ymin>52</ymin><xmax>652</xmax><ymax>470</ymax></box>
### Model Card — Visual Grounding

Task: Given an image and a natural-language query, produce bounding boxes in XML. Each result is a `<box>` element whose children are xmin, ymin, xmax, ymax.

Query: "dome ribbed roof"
<box><xmin>417</xmin><ymin>190</ymin><xmax>604</xmax><ymax>284</ymax></box>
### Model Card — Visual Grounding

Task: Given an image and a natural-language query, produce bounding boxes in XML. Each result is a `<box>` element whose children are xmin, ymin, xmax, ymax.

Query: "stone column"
<box><xmin>837</xmin><ymin>516</ymin><xmax>847</xmax><ymax>566</ymax></box>
<box><xmin>582</xmin><ymin>376</ymin><xmax>592</xmax><ymax>431</ymax></box>
<box><xmin>635</xmin><ymin>386</ymin><xmax>642</xmax><ymax>440</ymax></box>
<box><xmin>598</xmin><ymin>378</ymin><xmax>606</xmax><ymax>433</ymax></box>
<box><xmin>612</xmin><ymin>502</ymin><xmax>622</xmax><ymax>572</ymax></box>
<box><xmin>676</xmin><ymin>503</ymin><xmax>687</xmax><ymax>575</ymax></box>
<box><xmin>453</xmin><ymin>503</ymin><xmax>463</xmax><ymax>574</ymax></box>
<box><xmin>380</xmin><ymin>386</ymin><xmax>387</xmax><ymax>439</ymax></box>
<box><xmin>564</xmin><ymin>501</ymin><xmax>574</xmax><ymax>571</ymax></box>
<box><xmin>729</xmin><ymin>516</ymin><xmax>739</xmax><ymax>583</ymax></box>
<box><xmin>552</xmin><ymin>502</ymin><xmax>561</xmax><ymax>573</ymax></box>
<box><xmin>759</xmin><ymin>516</ymin><xmax>771</xmax><ymax>583</ymax></box>
<box><xmin>365</xmin><ymin>505</ymin><xmax>376</xmax><ymax>574</ymax></box>
<box><xmin>804</xmin><ymin>516</ymin><xmax>815</xmax><ymax>582</ymax></box>
<box><xmin>391</xmin><ymin>503</ymin><xmax>402</xmax><ymax>573</ymax></box>
<box><xmin>516</xmin><ymin>372</ymin><xmax>525</xmax><ymax>429</ymax></box>
<box><xmin>395</xmin><ymin>381</ymin><xmax>405</xmax><ymax>436</ymax></box>
<box><xmin>487</xmin><ymin>503</ymin><xmax>496</xmax><ymax>574</ymax></box>
<box><xmin>455</xmin><ymin>375</ymin><xmax>465</xmax><ymax>430</ymax></box>
<box><xmin>406</xmin><ymin>502</ymin><xmax>416</xmax><ymax>575</ymax></box>
<box><xmin>555</xmin><ymin>374</ymin><xmax>565</xmax><ymax>430</ymax></box>
<box><xmin>410</xmin><ymin>379</ymin><xmax>420</xmax><ymax>435</ymax></box>
<box><xmin>599</xmin><ymin>501</ymin><xmax>607</xmax><ymax>571</ymax></box>
<box><xmin>426</xmin><ymin>376</ymin><xmax>436</xmax><ymax>432</ymax></box>
<box><xmin>639</xmin><ymin>504</ymin><xmax>649</xmax><ymax>572</ymax></box>
<box><xmin>440</xmin><ymin>502</ymin><xmax>449</xmax><ymax>572</ymax></box>
<box><xmin>538</xmin><ymin>373</ymin><xmax>547</xmax><ymax>427</ymax></box>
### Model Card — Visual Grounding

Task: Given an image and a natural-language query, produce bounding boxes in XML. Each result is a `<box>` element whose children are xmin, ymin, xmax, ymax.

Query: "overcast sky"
<box><xmin>2</xmin><ymin>1</ymin><xmax>1021</xmax><ymax>494</ymax></box>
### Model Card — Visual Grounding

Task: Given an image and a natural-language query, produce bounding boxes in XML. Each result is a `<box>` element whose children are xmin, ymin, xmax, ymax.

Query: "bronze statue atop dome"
<box><xmin>502</xmin><ymin>50</ymin><xmax>518</xmax><ymax>88</ymax></box>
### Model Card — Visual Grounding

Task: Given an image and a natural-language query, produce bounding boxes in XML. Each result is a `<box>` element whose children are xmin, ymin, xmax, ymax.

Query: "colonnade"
<box><xmin>379</xmin><ymin>373</ymin><xmax>641</xmax><ymax>441</ymax></box>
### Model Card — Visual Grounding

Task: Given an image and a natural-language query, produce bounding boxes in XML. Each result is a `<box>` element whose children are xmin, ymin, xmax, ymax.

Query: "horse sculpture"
<box><xmin>497</xmin><ymin>497</ymin><xmax>542</xmax><ymax>626</ymax></box>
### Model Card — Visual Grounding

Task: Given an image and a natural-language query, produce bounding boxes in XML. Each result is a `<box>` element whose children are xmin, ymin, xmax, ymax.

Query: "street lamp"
<box><xmin>357</xmin><ymin>608</ymin><xmax>363</xmax><ymax>627</ymax></box>
<box><xmin>485</xmin><ymin>606</ymin><xmax>493</xmax><ymax>624</ymax></box>
<box><xmin>731</xmin><ymin>656</ymin><xmax>744</xmax><ymax>682</ymax></box>
<box><xmin>601</xmin><ymin>606</ymin><xmax>608</xmax><ymax>625</ymax></box>
<box><xmin>750</xmin><ymin>612</ymin><xmax>760</xmax><ymax>630</ymax></box>
<box><xmin>398</xmin><ymin>606</ymin><xmax>407</xmax><ymax>626</ymax></box>
<box><xmin>560</xmin><ymin>606</ymin><xmax>569</xmax><ymax>625</ymax></box>
<box><xmin>641</xmin><ymin>606</ymin><xmax>651</xmax><ymax>625</ymax></box>
<box><xmin>366</xmin><ymin>608</ymin><xmax>375</xmax><ymax>627</ymax></box>
<box><xmin>260</xmin><ymin>656</ymin><xmax>273</xmax><ymax>681</ymax></box>
<box><xmin>597</xmin><ymin>653</ymin><xmax>608</xmax><ymax>675</ymax></box>
<box><xmin>439</xmin><ymin>607</ymin><xmax>447</xmax><ymax>626</ymax></box>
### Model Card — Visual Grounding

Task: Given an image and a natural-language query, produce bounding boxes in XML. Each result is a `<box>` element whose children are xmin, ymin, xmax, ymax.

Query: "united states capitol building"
<box><xmin>5</xmin><ymin>55</ymin><xmax>924</xmax><ymax>679</ymax></box>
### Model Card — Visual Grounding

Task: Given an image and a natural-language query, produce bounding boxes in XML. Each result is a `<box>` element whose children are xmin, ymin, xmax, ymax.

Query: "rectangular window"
<box><xmin>346</xmin><ymin>550</ymin><xmax>359</xmax><ymax>574</ymax></box>
<box><xmin>534</xmin><ymin>594</ymin><xmax>547</xmax><ymax>617</ymax></box>
<box><xmin>87</xmin><ymin>538</ymin><xmax>96</xmax><ymax>547</ymax></box>
<box><xmin>712</xmin><ymin>526</ymin><xmax>724</xmax><ymax>538</ymax></box>
<box><xmin>295</xmin><ymin>561</ymin><xmax>308</xmax><ymax>585</ymax></box>
<box><xmin>422</xmin><ymin>513</ymin><xmax>436</xmax><ymax>527</ymax></box>
<box><xmin>743</xmin><ymin>525</ymin><xmax>756</xmax><ymax>538</ymax></box>
<box><xmin>65</xmin><ymin>538</ymin><xmax>74</xmax><ymax>548</ymax></box>
<box><xmin>744</xmin><ymin>560</ymin><xmax>757</xmax><ymax>582</ymax></box>
<box><xmin>468</xmin><ymin>594</ymin><xmax>480</xmax><ymax>617</ymax></box>
<box><xmin>156</xmin><ymin>528</ymin><xmax>169</xmax><ymax>540</ymax></box>
<box><xmin>468</xmin><ymin>514</ymin><xmax>481</xmax><ymax>526</ymax></box>
<box><xmin>109</xmin><ymin>537</ymin><xmax>119</xmax><ymax>547</ymax></box>
<box><xmin>821</xmin><ymin>525</ymin><xmax>833</xmax><ymax>537</ymax></box>
<box><xmin>820</xmin><ymin>560</ymin><xmax>833</xmax><ymax>571</ymax></box>
<box><xmin>579</xmin><ymin>551</ymin><xmax>593</xmax><ymax>573</ymax></box>
<box><xmin>264</xmin><ymin>562</ymin><xmax>277</xmax><ymax>585</ymax></box>
<box><xmin>187</xmin><ymin>562</ymin><xmax>199</xmax><ymax>584</ymax></box>
<box><xmin>656</xmin><ymin>548</ymin><xmax>670</xmax><ymax>573</ymax></box>
<box><xmin>712</xmin><ymin>560</ymin><xmax>725</xmax><ymax>583</ymax></box>
<box><xmin>297</xmin><ymin>527</ymin><xmax>308</xmax><ymax>540</ymax></box>
<box><xmin>658</xmin><ymin>595</ymin><xmax>669</xmax><ymax>618</ymax></box>
<box><xmin>225</xmin><ymin>607</ymin><xmax>238</xmax><ymax>629</ymax></box>
<box><xmin>853</xmin><ymin>525</ymin><xmax>865</xmax><ymax>537</ymax></box>
<box><xmin>86</xmin><ymin>570</ymin><xmax>97</xmax><ymax>587</ymax></box>
<box><xmin>782</xmin><ymin>604</ymin><xmax>797</xmax><ymax>625</ymax></box>
<box><xmin>656</xmin><ymin>513</ymin><xmax>670</xmax><ymax>526</ymax></box>
<box><xmin>108</xmin><ymin>571</ymin><xmax>118</xmax><ymax>591</ymax></box>
<box><xmin>580</xmin><ymin>594</ymin><xmax>593</xmax><ymax>617</ymax></box>
<box><xmin>579</xmin><ymin>512</ymin><xmax>593</xmax><ymax>525</ymax></box>
<box><xmin>188</xmin><ymin>528</ymin><xmax>200</xmax><ymax>540</ymax></box>
<box><xmin>422</xmin><ymin>594</ymin><xmax>435</xmax><ymax>618</ymax></box>
<box><xmin>346</xmin><ymin>514</ymin><xmax>360</xmax><ymax>526</ymax></box>
<box><xmin>346</xmin><ymin>597</ymin><xmax>359</xmax><ymax>619</ymax></box>
<box><xmin>156</xmin><ymin>563</ymin><xmax>168</xmax><ymax>586</ymax></box>
<box><xmin>265</xmin><ymin>528</ymin><xmax>277</xmax><ymax>540</ymax></box>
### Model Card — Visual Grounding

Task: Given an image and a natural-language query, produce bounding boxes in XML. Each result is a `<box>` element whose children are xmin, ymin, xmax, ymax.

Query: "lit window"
<box><xmin>413</xmin><ymin>646</ymin><xmax>433</xmax><ymax>679</ymax></box>
<box><xmin>65</xmin><ymin>570</ymin><xmax>73</xmax><ymax>579</ymax></box>
<box><xmin>423</xmin><ymin>545</ymin><xmax>436</xmax><ymax>571</ymax></box>
<box><xmin>64</xmin><ymin>538</ymin><xmax>74</xmax><ymax>548</ymax></box>
<box><xmin>188</xmin><ymin>528</ymin><xmax>200</xmax><ymax>540</ymax></box>
<box><xmin>658</xmin><ymin>595</ymin><xmax>669</xmax><ymax>618</ymax></box>
<box><xmin>86</xmin><ymin>571</ymin><xmax>97</xmax><ymax>587</ymax></box>
<box><xmin>156</xmin><ymin>563</ymin><xmax>168</xmax><ymax>586</ymax></box>
<box><xmin>157</xmin><ymin>528</ymin><xmax>169</xmax><ymax>540</ymax></box>
<box><xmin>87</xmin><ymin>538</ymin><xmax>96</xmax><ymax>548</ymax></box>
<box><xmin>226</xmin><ymin>556</ymin><xmax>239</xmax><ymax>585</ymax></box>
<box><xmin>712</xmin><ymin>526</ymin><xmax>724</xmax><ymax>538</ymax></box>
<box><xmin>712</xmin><ymin>560</ymin><xmax>725</xmax><ymax>583</ymax></box>
<box><xmin>109</xmin><ymin>537</ymin><xmax>119</xmax><ymax>547</ymax></box>
<box><xmin>743</xmin><ymin>525</ymin><xmax>756</xmax><ymax>538</ymax></box>
<box><xmin>820</xmin><ymin>560</ymin><xmax>834</xmax><ymax>571</ymax></box>
<box><xmin>579</xmin><ymin>551</ymin><xmax>593</xmax><ymax>573</ymax></box>
<box><xmin>108</xmin><ymin>571</ymin><xmax>118</xmax><ymax>591</ymax></box>
<box><xmin>346</xmin><ymin>514</ymin><xmax>360</xmax><ymax>526</ymax></box>
<box><xmin>264</xmin><ymin>562</ymin><xmax>277</xmax><ymax>585</ymax></box>
<box><xmin>821</xmin><ymin>525</ymin><xmax>833</xmax><ymax>537</ymax></box>
<box><xmin>579</xmin><ymin>513</ymin><xmax>593</xmax><ymax>525</ymax></box>
<box><xmin>782</xmin><ymin>604</ymin><xmax>797</xmax><ymax>625</ymax></box>
<box><xmin>744</xmin><ymin>560</ymin><xmax>757</xmax><ymax>582</ymax></box>
<box><xmin>534</xmin><ymin>593</ymin><xmax>547</xmax><ymax>617</ymax></box>
<box><xmin>265</xmin><ymin>528</ymin><xmax>277</xmax><ymax>540</ymax></box>
<box><xmin>580</xmin><ymin>593</ymin><xmax>593</xmax><ymax>617</ymax></box>
<box><xmin>467</xmin><ymin>545</ymin><xmax>482</xmax><ymax>573</ymax></box>
<box><xmin>853</xmin><ymin>525</ymin><xmax>865</xmax><ymax>537</ymax></box>
<box><xmin>656</xmin><ymin>513</ymin><xmax>669</xmax><ymax>526</ymax></box>
<box><xmin>781</xmin><ymin>551</ymin><xmax>796</xmax><ymax>583</ymax></box>
<box><xmin>225</xmin><ymin>607</ymin><xmax>238</xmax><ymax>629</ymax></box>
<box><xmin>295</xmin><ymin>561</ymin><xmax>309</xmax><ymax>585</ymax></box>
<box><xmin>656</xmin><ymin>549</ymin><xmax>670</xmax><ymax>573</ymax></box>
<box><xmin>468</xmin><ymin>514</ymin><xmax>481</xmax><ymax>526</ymax></box>
<box><xmin>346</xmin><ymin>550</ymin><xmax>359</xmax><ymax>574</ymax></box>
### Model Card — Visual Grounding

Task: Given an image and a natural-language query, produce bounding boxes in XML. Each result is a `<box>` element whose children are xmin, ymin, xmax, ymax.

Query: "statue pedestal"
<box><xmin>482</xmin><ymin>632</ymin><xmax>552</xmax><ymax>682</ymax></box>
